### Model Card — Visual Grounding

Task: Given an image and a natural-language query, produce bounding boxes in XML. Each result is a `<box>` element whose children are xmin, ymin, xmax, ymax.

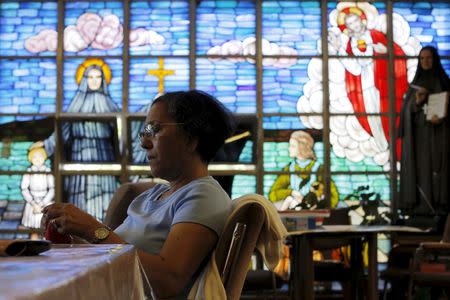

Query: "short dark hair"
<box><xmin>152</xmin><ymin>90</ymin><xmax>235</xmax><ymax>162</ymax></box>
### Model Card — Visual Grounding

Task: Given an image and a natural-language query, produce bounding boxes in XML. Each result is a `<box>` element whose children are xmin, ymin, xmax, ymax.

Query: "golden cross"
<box><xmin>147</xmin><ymin>58</ymin><xmax>175</xmax><ymax>94</ymax></box>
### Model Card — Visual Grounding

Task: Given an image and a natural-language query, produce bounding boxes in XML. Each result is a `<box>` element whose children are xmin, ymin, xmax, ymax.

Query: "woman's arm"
<box><xmin>42</xmin><ymin>203</ymin><xmax>218</xmax><ymax>298</ymax></box>
<box><xmin>136</xmin><ymin>223</ymin><xmax>217</xmax><ymax>298</ymax></box>
<box><xmin>74</xmin><ymin>222</ymin><xmax>217</xmax><ymax>298</ymax></box>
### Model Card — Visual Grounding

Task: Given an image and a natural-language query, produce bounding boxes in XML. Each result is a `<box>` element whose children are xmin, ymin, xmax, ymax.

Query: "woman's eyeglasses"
<box><xmin>139</xmin><ymin>123</ymin><xmax>184</xmax><ymax>141</ymax></box>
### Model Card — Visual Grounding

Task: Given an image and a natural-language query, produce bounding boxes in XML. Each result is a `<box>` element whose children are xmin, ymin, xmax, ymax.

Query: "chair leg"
<box><xmin>341</xmin><ymin>282</ymin><xmax>352</xmax><ymax>300</ymax></box>
<box><xmin>270</xmin><ymin>272</ymin><xmax>278</xmax><ymax>300</ymax></box>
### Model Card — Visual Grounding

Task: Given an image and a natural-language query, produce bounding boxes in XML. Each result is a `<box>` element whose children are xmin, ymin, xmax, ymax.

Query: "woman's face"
<box><xmin>140</xmin><ymin>102</ymin><xmax>192</xmax><ymax>181</ymax></box>
<box><xmin>86</xmin><ymin>68</ymin><xmax>103</xmax><ymax>91</ymax></box>
<box><xmin>419</xmin><ymin>49</ymin><xmax>433</xmax><ymax>71</ymax></box>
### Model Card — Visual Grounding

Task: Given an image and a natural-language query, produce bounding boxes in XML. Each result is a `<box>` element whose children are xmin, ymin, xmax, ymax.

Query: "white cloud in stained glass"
<box><xmin>330</xmin><ymin>141</ymin><xmax>384</xmax><ymax>173</ymax></box>
<box><xmin>63</xmin><ymin>2</ymin><xmax>124</xmax><ymax>56</ymax></box>
<box><xmin>207</xmin><ymin>37</ymin><xmax>297</xmax><ymax>68</ymax></box>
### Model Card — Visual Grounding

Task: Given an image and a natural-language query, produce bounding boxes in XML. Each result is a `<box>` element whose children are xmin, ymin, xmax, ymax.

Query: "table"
<box><xmin>288</xmin><ymin>225</ymin><xmax>426</xmax><ymax>300</ymax></box>
<box><xmin>0</xmin><ymin>244</ymin><xmax>145</xmax><ymax>300</ymax></box>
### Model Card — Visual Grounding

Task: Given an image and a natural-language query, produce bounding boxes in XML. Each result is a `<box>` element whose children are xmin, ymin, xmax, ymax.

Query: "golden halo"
<box><xmin>75</xmin><ymin>58</ymin><xmax>111</xmax><ymax>85</ymax></box>
<box><xmin>337</xmin><ymin>6</ymin><xmax>367</xmax><ymax>33</ymax></box>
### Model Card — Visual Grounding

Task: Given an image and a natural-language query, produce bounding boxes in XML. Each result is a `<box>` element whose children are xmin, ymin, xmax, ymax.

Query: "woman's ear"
<box><xmin>186</xmin><ymin>136</ymin><xmax>199</xmax><ymax>154</ymax></box>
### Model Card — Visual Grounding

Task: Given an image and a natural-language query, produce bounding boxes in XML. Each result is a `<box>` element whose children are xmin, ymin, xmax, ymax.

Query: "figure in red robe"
<box><xmin>330</xmin><ymin>6</ymin><xmax>408</xmax><ymax>158</ymax></box>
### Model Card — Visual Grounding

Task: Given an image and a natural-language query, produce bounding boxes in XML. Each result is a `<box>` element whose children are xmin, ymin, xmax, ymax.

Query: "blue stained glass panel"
<box><xmin>262</xmin><ymin>116</ymin><xmax>305</xmax><ymax>130</ymax></box>
<box><xmin>196</xmin><ymin>0</ymin><xmax>255</xmax><ymax>55</ymax></box>
<box><xmin>196</xmin><ymin>58</ymin><xmax>256</xmax><ymax>113</ymax></box>
<box><xmin>0</xmin><ymin>59</ymin><xmax>56</xmax><ymax>116</ymax></box>
<box><xmin>0</xmin><ymin>197</ymin><xmax>24</xmax><ymax>231</ymax></box>
<box><xmin>130</xmin><ymin>1</ymin><xmax>189</xmax><ymax>56</ymax></box>
<box><xmin>0</xmin><ymin>1</ymin><xmax>57</xmax><ymax>56</ymax></box>
<box><xmin>63</xmin><ymin>175</ymin><xmax>119</xmax><ymax>222</ymax></box>
<box><xmin>262</xmin><ymin>1</ymin><xmax>320</xmax><ymax>56</ymax></box>
<box><xmin>63</xmin><ymin>58</ymin><xmax>123</xmax><ymax>111</ymax></box>
<box><xmin>130</xmin><ymin>119</ymin><xmax>147</xmax><ymax>165</ymax></box>
<box><xmin>129</xmin><ymin>58</ymin><xmax>190</xmax><ymax>113</ymax></box>
<box><xmin>442</xmin><ymin>59</ymin><xmax>450</xmax><ymax>77</ymax></box>
<box><xmin>0</xmin><ymin>141</ymin><xmax>52</xmax><ymax>172</ymax></box>
<box><xmin>64</xmin><ymin>1</ymin><xmax>124</xmax><ymax>56</ymax></box>
<box><xmin>394</xmin><ymin>2</ymin><xmax>450</xmax><ymax>56</ymax></box>
<box><xmin>263</xmin><ymin>60</ymin><xmax>310</xmax><ymax>114</ymax></box>
<box><xmin>231</xmin><ymin>175</ymin><xmax>256</xmax><ymax>199</ymax></box>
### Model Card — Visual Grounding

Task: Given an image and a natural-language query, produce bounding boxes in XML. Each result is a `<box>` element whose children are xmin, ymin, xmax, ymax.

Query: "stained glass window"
<box><xmin>262</xmin><ymin>1</ymin><xmax>321</xmax><ymax>55</ymax></box>
<box><xmin>196</xmin><ymin>58</ymin><xmax>256</xmax><ymax>113</ymax></box>
<box><xmin>64</xmin><ymin>1</ymin><xmax>124</xmax><ymax>56</ymax></box>
<box><xmin>0</xmin><ymin>59</ymin><xmax>57</xmax><ymax>118</ymax></box>
<box><xmin>129</xmin><ymin>57</ymin><xmax>189</xmax><ymax>112</ymax></box>
<box><xmin>130</xmin><ymin>1</ymin><xmax>189</xmax><ymax>56</ymax></box>
<box><xmin>0</xmin><ymin>2</ymin><xmax>58</xmax><ymax>56</ymax></box>
<box><xmin>1</xmin><ymin>0</ymin><xmax>449</xmax><ymax>247</ymax></box>
<box><xmin>196</xmin><ymin>0</ymin><xmax>255</xmax><ymax>55</ymax></box>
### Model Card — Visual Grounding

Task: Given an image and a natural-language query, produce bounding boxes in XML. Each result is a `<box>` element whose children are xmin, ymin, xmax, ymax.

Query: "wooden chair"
<box><xmin>215</xmin><ymin>201</ymin><xmax>265</xmax><ymax>300</ymax></box>
<box><xmin>380</xmin><ymin>213</ymin><xmax>450</xmax><ymax>300</ymax></box>
<box><xmin>406</xmin><ymin>213</ymin><xmax>450</xmax><ymax>299</ymax></box>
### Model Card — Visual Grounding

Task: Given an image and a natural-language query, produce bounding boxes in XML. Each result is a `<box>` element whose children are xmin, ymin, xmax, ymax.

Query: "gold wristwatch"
<box><xmin>92</xmin><ymin>227</ymin><xmax>110</xmax><ymax>244</ymax></box>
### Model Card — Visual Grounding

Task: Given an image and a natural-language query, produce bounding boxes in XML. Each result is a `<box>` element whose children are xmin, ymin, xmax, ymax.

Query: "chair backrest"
<box><xmin>215</xmin><ymin>202</ymin><xmax>265</xmax><ymax>300</ymax></box>
<box><xmin>221</xmin><ymin>222</ymin><xmax>247</xmax><ymax>283</ymax></box>
<box><xmin>104</xmin><ymin>181</ymin><xmax>156</xmax><ymax>230</ymax></box>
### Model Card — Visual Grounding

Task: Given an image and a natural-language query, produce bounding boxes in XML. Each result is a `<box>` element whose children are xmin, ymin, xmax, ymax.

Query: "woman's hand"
<box><xmin>41</xmin><ymin>203</ymin><xmax>102</xmax><ymax>241</ymax></box>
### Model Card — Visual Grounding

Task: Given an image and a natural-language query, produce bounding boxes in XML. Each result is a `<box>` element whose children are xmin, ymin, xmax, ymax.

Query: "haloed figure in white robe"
<box><xmin>21</xmin><ymin>148</ymin><xmax>54</xmax><ymax>228</ymax></box>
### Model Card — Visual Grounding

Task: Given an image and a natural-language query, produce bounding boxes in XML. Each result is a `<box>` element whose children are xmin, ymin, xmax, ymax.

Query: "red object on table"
<box><xmin>45</xmin><ymin>224</ymin><xmax>72</xmax><ymax>244</ymax></box>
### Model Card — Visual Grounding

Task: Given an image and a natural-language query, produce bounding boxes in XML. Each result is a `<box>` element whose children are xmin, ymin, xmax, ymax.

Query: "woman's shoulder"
<box><xmin>176</xmin><ymin>176</ymin><xmax>231</xmax><ymax>203</ymax></box>
<box><xmin>188</xmin><ymin>176</ymin><xmax>228</xmax><ymax>193</ymax></box>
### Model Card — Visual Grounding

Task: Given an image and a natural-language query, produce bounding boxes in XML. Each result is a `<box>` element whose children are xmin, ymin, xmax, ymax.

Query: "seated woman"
<box><xmin>41</xmin><ymin>90</ymin><xmax>235</xmax><ymax>299</ymax></box>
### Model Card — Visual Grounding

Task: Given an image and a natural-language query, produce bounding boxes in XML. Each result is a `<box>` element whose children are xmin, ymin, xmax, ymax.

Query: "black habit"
<box><xmin>398</xmin><ymin>70</ymin><xmax>450</xmax><ymax>221</ymax></box>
